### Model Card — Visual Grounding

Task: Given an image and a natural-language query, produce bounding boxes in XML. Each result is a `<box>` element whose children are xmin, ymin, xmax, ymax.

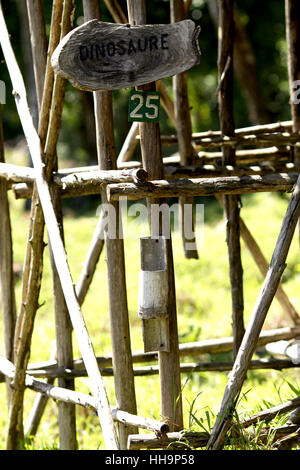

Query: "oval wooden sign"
<box><xmin>51</xmin><ymin>20</ymin><xmax>201</xmax><ymax>91</ymax></box>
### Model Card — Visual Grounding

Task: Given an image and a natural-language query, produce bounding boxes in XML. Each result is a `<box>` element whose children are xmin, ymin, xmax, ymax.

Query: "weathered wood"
<box><xmin>21</xmin><ymin>358</ymin><xmax>300</xmax><ymax>381</ymax></box>
<box><xmin>241</xmin><ymin>395</ymin><xmax>300</xmax><ymax>429</ymax></box>
<box><xmin>286</xmin><ymin>0</ymin><xmax>300</xmax><ymax>165</ymax></box>
<box><xmin>0</xmin><ymin>4</ymin><xmax>119</xmax><ymax>450</ymax></box>
<box><xmin>128</xmin><ymin>431</ymin><xmax>209</xmax><ymax>450</ymax></box>
<box><xmin>107</xmin><ymin>173</ymin><xmax>299</xmax><ymax>201</ymax></box>
<box><xmin>127</xmin><ymin>425</ymin><xmax>300</xmax><ymax>450</ymax></box>
<box><xmin>0</xmin><ymin>105</ymin><xmax>16</xmax><ymax>407</ymax></box>
<box><xmin>26</xmin><ymin>0</ymin><xmax>47</xmax><ymax>113</ymax></box>
<box><xmin>171</xmin><ymin>0</ymin><xmax>198</xmax><ymax>260</ymax></box>
<box><xmin>218</xmin><ymin>0</ymin><xmax>244</xmax><ymax>358</ymax></box>
<box><xmin>82</xmin><ymin>0</ymin><xmax>137</xmax><ymax>449</ymax></box>
<box><xmin>127</xmin><ymin>0</ymin><xmax>183</xmax><ymax>432</ymax></box>
<box><xmin>0</xmin><ymin>357</ymin><xmax>168</xmax><ymax>436</ymax></box>
<box><xmin>5</xmin><ymin>0</ymin><xmax>65</xmax><ymax>449</ymax></box>
<box><xmin>22</xmin><ymin>325</ymin><xmax>300</xmax><ymax>375</ymax></box>
<box><xmin>207</xmin><ymin>174</ymin><xmax>300</xmax><ymax>450</ymax></box>
<box><xmin>51</xmin><ymin>19</ymin><xmax>200</xmax><ymax>91</ymax></box>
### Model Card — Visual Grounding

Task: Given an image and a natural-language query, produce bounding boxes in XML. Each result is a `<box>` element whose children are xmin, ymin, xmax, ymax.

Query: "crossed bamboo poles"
<box><xmin>1</xmin><ymin>0</ymin><xmax>300</xmax><ymax>451</ymax></box>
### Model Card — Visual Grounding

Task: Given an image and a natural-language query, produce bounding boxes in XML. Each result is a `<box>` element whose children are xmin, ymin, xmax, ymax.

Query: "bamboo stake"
<box><xmin>22</xmin><ymin>358</ymin><xmax>300</xmax><ymax>380</ymax></box>
<box><xmin>0</xmin><ymin>106</ymin><xmax>16</xmax><ymax>407</ymax></box>
<box><xmin>127</xmin><ymin>0</ymin><xmax>183</xmax><ymax>432</ymax></box>
<box><xmin>21</xmin><ymin>324</ymin><xmax>300</xmax><ymax>373</ymax></box>
<box><xmin>241</xmin><ymin>395</ymin><xmax>300</xmax><ymax>429</ymax></box>
<box><xmin>171</xmin><ymin>0</ymin><xmax>198</xmax><ymax>259</ymax></box>
<box><xmin>206</xmin><ymin>174</ymin><xmax>300</xmax><ymax>450</ymax></box>
<box><xmin>128</xmin><ymin>425</ymin><xmax>300</xmax><ymax>450</ymax></box>
<box><xmin>0</xmin><ymin>3</ymin><xmax>119</xmax><ymax>450</ymax></box>
<box><xmin>218</xmin><ymin>0</ymin><xmax>244</xmax><ymax>358</ymax></box>
<box><xmin>286</xmin><ymin>0</ymin><xmax>300</xmax><ymax>166</ymax></box>
<box><xmin>5</xmin><ymin>0</ymin><xmax>64</xmax><ymax>448</ymax></box>
<box><xmin>0</xmin><ymin>357</ymin><xmax>169</xmax><ymax>436</ymax></box>
<box><xmin>26</xmin><ymin>0</ymin><xmax>47</xmax><ymax>114</ymax></box>
<box><xmin>285</xmin><ymin>0</ymin><xmax>300</xmax><ymax>432</ymax></box>
<box><xmin>82</xmin><ymin>0</ymin><xmax>137</xmax><ymax>449</ymax></box>
<box><xmin>107</xmin><ymin>173</ymin><xmax>299</xmax><ymax>201</ymax></box>
<box><xmin>44</xmin><ymin>0</ymin><xmax>77</xmax><ymax>449</ymax></box>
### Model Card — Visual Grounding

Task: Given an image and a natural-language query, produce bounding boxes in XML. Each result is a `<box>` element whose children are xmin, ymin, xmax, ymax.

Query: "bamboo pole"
<box><xmin>218</xmin><ymin>0</ymin><xmax>244</xmax><ymax>358</ymax></box>
<box><xmin>127</xmin><ymin>424</ymin><xmax>299</xmax><ymax>450</ymax></box>
<box><xmin>107</xmin><ymin>173</ymin><xmax>299</xmax><ymax>201</ymax></box>
<box><xmin>26</xmin><ymin>0</ymin><xmax>47</xmax><ymax>114</ymax></box>
<box><xmin>0</xmin><ymin>3</ymin><xmax>119</xmax><ymax>450</ymax></box>
<box><xmin>241</xmin><ymin>395</ymin><xmax>300</xmax><ymax>429</ymax></box>
<box><xmin>82</xmin><ymin>0</ymin><xmax>137</xmax><ymax>450</ymax></box>
<box><xmin>171</xmin><ymin>0</ymin><xmax>198</xmax><ymax>259</ymax></box>
<box><xmin>285</xmin><ymin>0</ymin><xmax>300</xmax><ymax>432</ymax></box>
<box><xmin>0</xmin><ymin>357</ymin><xmax>169</xmax><ymax>436</ymax></box>
<box><xmin>20</xmin><ymin>324</ymin><xmax>300</xmax><ymax>373</ymax></box>
<box><xmin>4</xmin><ymin>0</ymin><xmax>64</xmax><ymax>449</ymax></box>
<box><xmin>161</xmin><ymin>130</ymin><xmax>300</xmax><ymax>149</ymax></box>
<box><xmin>44</xmin><ymin>0</ymin><xmax>77</xmax><ymax>449</ymax></box>
<box><xmin>206</xmin><ymin>174</ymin><xmax>300</xmax><ymax>449</ymax></box>
<box><xmin>286</xmin><ymin>0</ymin><xmax>300</xmax><ymax>166</ymax></box>
<box><xmin>0</xmin><ymin>105</ymin><xmax>16</xmax><ymax>407</ymax></box>
<box><xmin>21</xmin><ymin>358</ymin><xmax>300</xmax><ymax>380</ymax></box>
<box><xmin>127</xmin><ymin>0</ymin><xmax>183</xmax><ymax>432</ymax></box>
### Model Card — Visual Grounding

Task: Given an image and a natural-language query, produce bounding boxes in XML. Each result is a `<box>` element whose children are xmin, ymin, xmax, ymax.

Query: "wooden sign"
<box><xmin>51</xmin><ymin>20</ymin><xmax>201</xmax><ymax>91</ymax></box>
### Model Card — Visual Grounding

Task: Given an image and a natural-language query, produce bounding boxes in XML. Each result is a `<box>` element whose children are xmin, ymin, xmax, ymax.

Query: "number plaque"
<box><xmin>128</xmin><ymin>91</ymin><xmax>160</xmax><ymax>123</ymax></box>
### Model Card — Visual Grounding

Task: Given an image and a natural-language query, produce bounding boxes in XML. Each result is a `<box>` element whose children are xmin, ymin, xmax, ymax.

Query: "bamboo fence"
<box><xmin>0</xmin><ymin>0</ymin><xmax>300</xmax><ymax>451</ymax></box>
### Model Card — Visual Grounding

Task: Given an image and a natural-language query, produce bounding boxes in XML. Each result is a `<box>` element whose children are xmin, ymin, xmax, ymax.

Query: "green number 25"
<box><xmin>128</xmin><ymin>91</ymin><xmax>160</xmax><ymax>123</ymax></box>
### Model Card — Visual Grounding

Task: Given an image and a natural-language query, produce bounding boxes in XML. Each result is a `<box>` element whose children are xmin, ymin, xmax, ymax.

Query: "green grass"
<box><xmin>1</xmin><ymin>151</ymin><xmax>300</xmax><ymax>449</ymax></box>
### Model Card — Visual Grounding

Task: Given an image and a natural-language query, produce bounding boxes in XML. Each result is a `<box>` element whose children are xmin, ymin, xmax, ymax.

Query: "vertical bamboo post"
<box><xmin>127</xmin><ymin>0</ymin><xmax>183</xmax><ymax>431</ymax></box>
<box><xmin>26</xmin><ymin>0</ymin><xmax>47</xmax><ymax>114</ymax></box>
<box><xmin>286</xmin><ymin>0</ymin><xmax>300</xmax><ymax>167</ymax></box>
<box><xmin>44</xmin><ymin>0</ymin><xmax>77</xmax><ymax>450</ymax></box>
<box><xmin>26</xmin><ymin>0</ymin><xmax>77</xmax><ymax>450</ymax></box>
<box><xmin>0</xmin><ymin>105</ymin><xmax>16</xmax><ymax>407</ymax></box>
<box><xmin>170</xmin><ymin>0</ymin><xmax>198</xmax><ymax>260</ymax></box>
<box><xmin>218</xmin><ymin>0</ymin><xmax>244</xmax><ymax>359</ymax></box>
<box><xmin>82</xmin><ymin>0</ymin><xmax>138</xmax><ymax>450</ymax></box>
<box><xmin>285</xmin><ymin>0</ymin><xmax>300</xmax><ymax>431</ymax></box>
<box><xmin>0</xmin><ymin>1</ymin><xmax>119</xmax><ymax>449</ymax></box>
<box><xmin>5</xmin><ymin>0</ymin><xmax>64</xmax><ymax>448</ymax></box>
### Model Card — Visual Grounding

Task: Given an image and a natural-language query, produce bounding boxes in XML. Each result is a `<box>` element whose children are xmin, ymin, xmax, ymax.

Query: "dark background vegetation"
<box><xmin>0</xmin><ymin>0</ymin><xmax>291</xmax><ymax>211</ymax></box>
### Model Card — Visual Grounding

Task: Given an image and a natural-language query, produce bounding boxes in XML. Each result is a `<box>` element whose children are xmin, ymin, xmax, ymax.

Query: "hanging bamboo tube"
<box><xmin>0</xmin><ymin>105</ymin><xmax>16</xmax><ymax>407</ymax></box>
<box><xmin>170</xmin><ymin>0</ymin><xmax>198</xmax><ymax>259</ymax></box>
<box><xmin>218</xmin><ymin>0</ymin><xmax>244</xmax><ymax>359</ymax></box>
<box><xmin>126</xmin><ymin>0</ymin><xmax>183</xmax><ymax>432</ymax></box>
<box><xmin>82</xmin><ymin>0</ymin><xmax>137</xmax><ymax>450</ymax></box>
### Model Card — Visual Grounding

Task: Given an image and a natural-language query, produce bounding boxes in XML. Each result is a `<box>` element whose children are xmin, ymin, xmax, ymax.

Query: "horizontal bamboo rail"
<box><xmin>127</xmin><ymin>424</ymin><xmax>299</xmax><ymax>449</ymax></box>
<box><xmin>14</xmin><ymin>358</ymin><xmax>299</xmax><ymax>381</ymax></box>
<box><xmin>9</xmin><ymin>163</ymin><xmax>298</xmax><ymax>199</ymax></box>
<box><xmin>107</xmin><ymin>173</ymin><xmax>299</xmax><ymax>201</ymax></box>
<box><xmin>17</xmin><ymin>324</ymin><xmax>300</xmax><ymax>371</ymax></box>
<box><xmin>0</xmin><ymin>357</ymin><xmax>168</xmax><ymax>436</ymax></box>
